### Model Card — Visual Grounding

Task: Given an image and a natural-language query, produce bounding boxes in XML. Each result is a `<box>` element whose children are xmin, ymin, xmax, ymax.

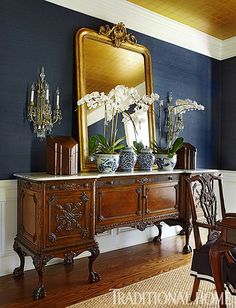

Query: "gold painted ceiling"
<box><xmin>128</xmin><ymin>0</ymin><xmax>236</xmax><ymax>39</ymax></box>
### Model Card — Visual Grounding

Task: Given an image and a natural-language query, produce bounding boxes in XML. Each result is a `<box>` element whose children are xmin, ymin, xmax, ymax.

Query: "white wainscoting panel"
<box><xmin>96</xmin><ymin>224</ymin><xmax>181</xmax><ymax>255</ymax></box>
<box><xmin>221</xmin><ymin>171</ymin><xmax>236</xmax><ymax>213</ymax></box>
<box><xmin>0</xmin><ymin>201</ymin><xmax>3</xmax><ymax>254</ymax></box>
<box><xmin>0</xmin><ymin>180</ymin><xmax>17</xmax><ymax>256</ymax></box>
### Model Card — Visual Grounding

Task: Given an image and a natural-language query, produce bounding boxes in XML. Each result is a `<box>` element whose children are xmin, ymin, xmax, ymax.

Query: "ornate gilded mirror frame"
<box><xmin>75</xmin><ymin>23</ymin><xmax>155</xmax><ymax>171</ymax></box>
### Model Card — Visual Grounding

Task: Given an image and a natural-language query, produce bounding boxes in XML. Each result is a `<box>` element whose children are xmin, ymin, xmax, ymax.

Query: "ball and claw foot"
<box><xmin>182</xmin><ymin>244</ymin><xmax>192</xmax><ymax>254</ymax></box>
<box><xmin>89</xmin><ymin>271</ymin><xmax>101</xmax><ymax>283</ymax></box>
<box><xmin>179</xmin><ymin>229</ymin><xmax>186</xmax><ymax>236</ymax></box>
<box><xmin>153</xmin><ymin>235</ymin><xmax>161</xmax><ymax>244</ymax></box>
<box><xmin>13</xmin><ymin>267</ymin><xmax>24</xmax><ymax>277</ymax></box>
<box><xmin>33</xmin><ymin>286</ymin><xmax>46</xmax><ymax>300</ymax></box>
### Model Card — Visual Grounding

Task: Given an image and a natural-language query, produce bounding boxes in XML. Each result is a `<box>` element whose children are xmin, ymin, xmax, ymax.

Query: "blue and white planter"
<box><xmin>155</xmin><ymin>154</ymin><xmax>177</xmax><ymax>171</ymax></box>
<box><xmin>138</xmin><ymin>147</ymin><xmax>155</xmax><ymax>171</ymax></box>
<box><xmin>96</xmin><ymin>154</ymin><xmax>119</xmax><ymax>173</ymax></box>
<box><xmin>119</xmin><ymin>147</ymin><xmax>137</xmax><ymax>172</ymax></box>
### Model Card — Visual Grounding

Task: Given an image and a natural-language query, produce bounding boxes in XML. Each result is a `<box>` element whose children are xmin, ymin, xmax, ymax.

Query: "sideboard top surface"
<box><xmin>14</xmin><ymin>169</ymin><xmax>218</xmax><ymax>182</ymax></box>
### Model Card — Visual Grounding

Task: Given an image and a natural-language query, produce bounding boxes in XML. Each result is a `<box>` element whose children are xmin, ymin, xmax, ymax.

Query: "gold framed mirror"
<box><xmin>75</xmin><ymin>23</ymin><xmax>155</xmax><ymax>171</ymax></box>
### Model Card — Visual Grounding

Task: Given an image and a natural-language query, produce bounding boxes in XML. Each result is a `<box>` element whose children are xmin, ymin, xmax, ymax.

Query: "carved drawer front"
<box><xmin>143</xmin><ymin>182</ymin><xmax>179</xmax><ymax>219</ymax></box>
<box><xmin>135</xmin><ymin>174</ymin><xmax>179</xmax><ymax>185</ymax></box>
<box><xmin>45</xmin><ymin>190</ymin><xmax>92</xmax><ymax>248</ymax></box>
<box><xmin>46</xmin><ymin>180</ymin><xmax>92</xmax><ymax>192</ymax></box>
<box><xmin>96</xmin><ymin>177</ymin><xmax>136</xmax><ymax>188</ymax></box>
<box><xmin>96</xmin><ymin>184</ymin><xmax>142</xmax><ymax>228</ymax></box>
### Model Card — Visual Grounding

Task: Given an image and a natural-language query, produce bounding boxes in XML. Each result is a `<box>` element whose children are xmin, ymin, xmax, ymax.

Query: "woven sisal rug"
<box><xmin>68</xmin><ymin>265</ymin><xmax>236</xmax><ymax>307</ymax></box>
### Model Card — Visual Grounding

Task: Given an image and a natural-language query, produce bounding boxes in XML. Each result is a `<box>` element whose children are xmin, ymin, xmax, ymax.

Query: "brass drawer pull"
<box><xmin>106</xmin><ymin>181</ymin><xmax>114</xmax><ymax>185</ymax></box>
<box><xmin>137</xmin><ymin>177</ymin><xmax>149</xmax><ymax>184</ymax></box>
<box><xmin>83</xmin><ymin>183</ymin><xmax>89</xmax><ymax>188</ymax></box>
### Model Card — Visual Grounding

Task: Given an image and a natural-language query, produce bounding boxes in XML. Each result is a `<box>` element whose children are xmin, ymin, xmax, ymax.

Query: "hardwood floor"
<box><xmin>0</xmin><ymin>235</ymin><xmax>192</xmax><ymax>308</ymax></box>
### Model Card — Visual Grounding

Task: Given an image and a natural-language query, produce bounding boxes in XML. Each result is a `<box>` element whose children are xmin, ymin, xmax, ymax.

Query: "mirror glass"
<box><xmin>76</xmin><ymin>24</ymin><xmax>155</xmax><ymax>171</ymax></box>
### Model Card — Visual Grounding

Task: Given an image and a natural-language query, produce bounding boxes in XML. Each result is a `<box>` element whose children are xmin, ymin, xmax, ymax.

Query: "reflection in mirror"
<box><xmin>75</xmin><ymin>23</ymin><xmax>155</xmax><ymax>171</ymax></box>
<box><xmin>84</xmin><ymin>38</ymin><xmax>149</xmax><ymax>147</ymax></box>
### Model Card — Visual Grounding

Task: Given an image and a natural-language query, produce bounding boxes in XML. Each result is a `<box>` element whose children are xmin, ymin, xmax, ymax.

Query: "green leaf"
<box><xmin>113</xmin><ymin>136</ymin><xmax>125</xmax><ymax>147</ymax></box>
<box><xmin>172</xmin><ymin>137</ymin><xmax>184</xmax><ymax>152</ymax></box>
<box><xmin>114</xmin><ymin>144</ymin><xmax>125</xmax><ymax>151</ymax></box>
<box><xmin>133</xmin><ymin>141</ymin><xmax>144</xmax><ymax>155</ymax></box>
<box><xmin>97</xmin><ymin>134</ymin><xmax>108</xmax><ymax>146</ymax></box>
<box><xmin>150</xmin><ymin>141</ymin><xmax>167</xmax><ymax>154</ymax></box>
<box><xmin>169</xmin><ymin>137</ymin><xmax>184</xmax><ymax>157</ymax></box>
<box><xmin>92</xmin><ymin>133</ymin><xmax>125</xmax><ymax>154</ymax></box>
<box><xmin>88</xmin><ymin>135</ymin><xmax>98</xmax><ymax>155</ymax></box>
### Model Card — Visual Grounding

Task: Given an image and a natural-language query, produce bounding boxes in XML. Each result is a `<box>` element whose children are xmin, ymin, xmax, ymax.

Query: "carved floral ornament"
<box><xmin>99</xmin><ymin>22</ymin><xmax>137</xmax><ymax>47</ymax></box>
<box><xmin>47</xmin><ymin>193</ymin><xmax>89</xmax><ymax>243</ymax></box>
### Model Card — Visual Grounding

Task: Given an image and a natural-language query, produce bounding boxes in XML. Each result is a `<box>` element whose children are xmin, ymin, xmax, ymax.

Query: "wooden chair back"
<box><xmin>187</xmin><ymin>173</ymin><xmax>236</xmax><ymax>307</ymax></box>
<box><xmin>186</xmin><ymin>174</ymin><xmax>226</xmax><ymax>249</ymax></box>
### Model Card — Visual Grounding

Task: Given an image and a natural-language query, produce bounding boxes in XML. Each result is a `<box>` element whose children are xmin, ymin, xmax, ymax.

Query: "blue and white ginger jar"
<box><xmin>138</xmin><ymin>147</ymin><xmax>155</xmax><ymax>171</ymax></box>
<box><xmin>119</xmin><ymin>147</ymin><xmax>137</xmax><ymax>172</ymax></box>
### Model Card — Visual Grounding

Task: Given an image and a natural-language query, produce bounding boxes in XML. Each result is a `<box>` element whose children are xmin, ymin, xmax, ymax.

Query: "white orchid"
<box><xmin>169</xmin><ymin>99</ymin><xmax>205</xmax><ymax>115</ymax></box>
<box><xmin>77</xmin><ymin>85</ymin><xmax>160</xmax><ymax>151</ymax></box>
<box><xmin>163</xmin><ymin>96</ymin><xmax>204</xmax><ymax>150</ymax></box>
<box><xmin>77</xmin><ymin>85</ymin><xmax>159</xmax><ymax>123</ymax></box>
<box><xmin>77</xmin><ymin>86</ymin><xmax>205</xmax><ymax>155</ymax></box>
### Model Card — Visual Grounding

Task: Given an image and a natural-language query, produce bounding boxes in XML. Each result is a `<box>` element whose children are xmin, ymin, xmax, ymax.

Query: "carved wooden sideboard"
<box><xmin>14</xmin><ymin>169</ymin><xmax>215</xmax><ymax>299</ymax></box>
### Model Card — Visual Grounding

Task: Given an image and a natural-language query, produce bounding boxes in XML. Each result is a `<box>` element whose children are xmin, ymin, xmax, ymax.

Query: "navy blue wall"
<box><xmin>0</xmin><ymin>0</ymin><xmax>221</xmax><ymax>179</ymax></box>
<box><xmin>220</xmin><ymin>57</ymin><xmax>236</xmax><ymax>170</ymax></box>
<box><xmin>138</xmin><ymin>34</ymin><xmax>221</xmax><ymax>169</ymax></box>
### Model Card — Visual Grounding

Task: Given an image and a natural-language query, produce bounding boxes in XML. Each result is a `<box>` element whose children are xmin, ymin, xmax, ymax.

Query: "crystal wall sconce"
<box><xmin>28</xmin><ymin>67</ymin><xmax>62</xmax><ymax>139</ymax></box>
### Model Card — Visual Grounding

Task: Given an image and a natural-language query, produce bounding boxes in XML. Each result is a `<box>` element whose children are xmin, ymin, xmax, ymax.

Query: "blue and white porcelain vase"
<box><xmin>119</xmin><ymin>147</ymin><xmax>137</xmax><ymax>172</ymax></box>
<box><xmin>155</xmin><ymin>153</ymin><xmax>177</xmax><ymax>171</ymax></box>
<box><xmin>138</xmin><ymin>147</ymin><xmax>155</xmax><ymax>171</ymax></box>
<box><xmin>96</xmin><ymin>154</ymin><xmax>119</xmax><ymax>173</ymax></box>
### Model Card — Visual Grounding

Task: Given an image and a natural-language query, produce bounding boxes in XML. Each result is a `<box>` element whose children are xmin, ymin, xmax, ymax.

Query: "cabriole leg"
<box><xmin>182</xmin><ymin>223</ymin><xmax>193</xmax><ymax>254</ymax></box>
<box><xmin>88</xmin><ymin>243</ymin><xmax>101</xmax><ymax>283</ymax></box>
<box><xmin>13</xmin><ymin>240</ymin><xmax>25</xmax><ymax>277</ymax></box>
<box><xmin>153</xmin><ymin>222</ymin><xmax>162</xmax><ymax>244</ymax></box>
<box><xmin>32</xmin><ymin>254</ymin><xmax>51</xmax><ymax>300</ymax></box>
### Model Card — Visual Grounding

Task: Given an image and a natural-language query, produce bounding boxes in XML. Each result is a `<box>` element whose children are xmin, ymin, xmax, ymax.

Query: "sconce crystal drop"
<box><xmin>27</xmin><ymin>67</ymin><xmax>62</xmax><ymax>139</ymax></box>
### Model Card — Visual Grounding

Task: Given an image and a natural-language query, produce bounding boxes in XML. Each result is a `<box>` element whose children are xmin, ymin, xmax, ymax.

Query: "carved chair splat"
<box><xmin>187</xmin><ymin>174</ymin><xmax>236</xmax><ymax>308</ymax></box>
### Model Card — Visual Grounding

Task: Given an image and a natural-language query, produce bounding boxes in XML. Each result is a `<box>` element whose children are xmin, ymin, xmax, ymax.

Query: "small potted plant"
<box><xmin>151</xmin><ymin>93</ymin><xmax>205</xmax><ymax>171</ymax></box>
<box><xmin>91</xmin><ymin>134</ymin><xmax>125</xmax><ymax>173</ymax></box>
<box><xmin>152</xmin><ymin>137</ymin><xmax>184</xmax><ymax>171</ymax></box>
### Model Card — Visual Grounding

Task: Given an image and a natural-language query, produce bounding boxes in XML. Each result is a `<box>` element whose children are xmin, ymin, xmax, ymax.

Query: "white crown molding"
<box><xmin>221</xmin><ymin>37</ymin><xmax>236</xmax><ymax>60</ymax></box>
<box><xmin>46</xmin><ymin>0</ymin><xmax>226</xmax><ymax>60</ymax></box>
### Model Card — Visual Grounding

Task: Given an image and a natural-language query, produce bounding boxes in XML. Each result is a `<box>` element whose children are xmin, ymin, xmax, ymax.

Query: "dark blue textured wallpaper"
<box><xmin>0</xmin><ymin>0</ymin><xmax>221</xmax><ymax>179</ymax></box>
